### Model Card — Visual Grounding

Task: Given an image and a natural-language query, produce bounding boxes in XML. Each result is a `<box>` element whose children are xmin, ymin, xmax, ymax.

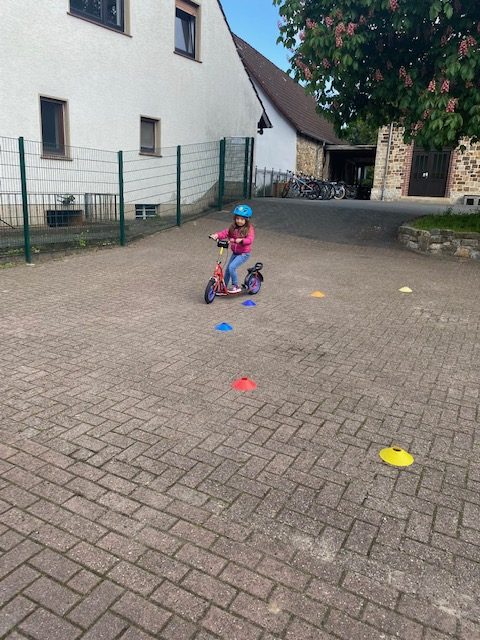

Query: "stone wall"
<box><xmin>371</xmin><ymin>127</ymin><xmax>480</xmax><ymax>203</ymax></box>
<box><xmin>371</xmin><ymin>126</ymin><xmax>412</xmax><ymax>200</ymax></box>
<box><xmin>448</xmin><ymin>141</ymin><xmax>480</xmax><ymax>202</ymax></box>
<box><xmin>296</xmin><ymin>136</ymin><xmax>324</xmax><ymax>177</ymax></box>
<box><xmin>399</xmin><ymin>224</ymin><xmax>480</xmax><ymax>260</ymax></box>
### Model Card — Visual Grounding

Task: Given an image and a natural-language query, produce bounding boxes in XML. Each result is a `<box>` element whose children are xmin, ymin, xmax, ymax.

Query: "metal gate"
<box><xmin>408</xmin><ymin>148</ymin><xmax>452</xmax><ymax>197</ymax></box>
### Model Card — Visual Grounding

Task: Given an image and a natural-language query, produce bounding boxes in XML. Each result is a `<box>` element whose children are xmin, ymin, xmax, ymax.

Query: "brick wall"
<box><xmin>296</xmin><ymin>136</ymin><xmax>324</xmax><ymax>177</ymax></box>
<box><xmin>372</xmin><ymin>126</ymin><xmax>480</xmax><ymax>202</ymax></box>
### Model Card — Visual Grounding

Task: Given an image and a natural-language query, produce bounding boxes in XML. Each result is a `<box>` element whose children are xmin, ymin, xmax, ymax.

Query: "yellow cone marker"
<box><xmin>379</xmin><ymin>446</ymin><xmax>414</xmax><ymax>467</ymax></box>
<box><xmin>399</xmin><ymin>286</ymin><xmax>413</xmax><ymax>293</ymax></box>
<box><xmin>310</xmin><ymin>291</ymin><xmax>326</xmax><ymax>298</ymax></box>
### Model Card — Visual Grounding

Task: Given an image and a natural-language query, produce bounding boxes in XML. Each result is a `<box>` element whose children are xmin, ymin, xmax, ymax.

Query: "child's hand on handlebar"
<box><xmin>209</xmin><ymin>233</ymin><xmax>219</xmax><ymax>240</ymax></box>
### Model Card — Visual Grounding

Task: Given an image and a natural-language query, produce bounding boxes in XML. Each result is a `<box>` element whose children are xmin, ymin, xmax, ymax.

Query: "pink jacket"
<box><xmin>216</xmin><ymin>224</ymin><xmax>255</xmax><ymax>255</ymax></box>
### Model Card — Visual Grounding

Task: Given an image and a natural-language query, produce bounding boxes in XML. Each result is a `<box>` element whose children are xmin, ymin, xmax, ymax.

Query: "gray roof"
<box><xmin>233</xmin><ymin>34</ymin><xmax>344</xmax><ymax>145</ymax></box>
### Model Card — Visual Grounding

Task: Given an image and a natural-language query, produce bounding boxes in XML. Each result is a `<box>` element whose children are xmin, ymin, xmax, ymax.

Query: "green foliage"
<box><xmin>412</xmin><ymin>212</ymin><xmax>480</xmax><ymax>232</ymax></box>
<box><xmin>341</xmin><ymin>117</ymin><xmax>378</xmax><ymax>144</ymax></box>
<box><xmin>273</xmin><ymin>0</ymin><xmax>480</xmax><ymax>149</ymax></box>
<box><xmin>77</xmin><ymin>232</ymin><xmax>88</xmax><ymax>248</ymax></box>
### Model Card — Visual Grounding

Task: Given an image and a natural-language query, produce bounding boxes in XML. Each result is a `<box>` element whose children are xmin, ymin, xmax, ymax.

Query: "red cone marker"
<box><xmin>232</xmin><ymin>377</ymin><xmax>257</xmax><ymax>391</ymax></box>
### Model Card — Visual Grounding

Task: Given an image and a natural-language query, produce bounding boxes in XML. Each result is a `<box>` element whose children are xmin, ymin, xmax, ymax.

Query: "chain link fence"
<box><xmin>0</xmin><ymin>136</ymin><xmax>253</xmax><ymax>262</ymax></box>
<box><xmin>253</xmin><ymin>167</ymin><xmax>290</xmax><ymax>198</ymax></box>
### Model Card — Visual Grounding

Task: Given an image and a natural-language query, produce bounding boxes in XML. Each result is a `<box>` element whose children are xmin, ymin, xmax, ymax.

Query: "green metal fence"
<box><xmin>0</xmin><ymin>135</ymin><xmax>254</xmax><ymax>262</ymax></box>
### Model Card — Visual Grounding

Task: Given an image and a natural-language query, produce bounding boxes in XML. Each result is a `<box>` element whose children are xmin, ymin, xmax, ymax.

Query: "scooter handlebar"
<box><xmin>209</xmin><ymin>236</ymin><xmax>230</xmax><ymax>249</ymax></box>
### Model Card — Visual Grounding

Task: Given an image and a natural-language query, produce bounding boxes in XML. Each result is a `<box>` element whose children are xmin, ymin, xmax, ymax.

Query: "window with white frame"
<box><xmin>175</xmin><ymin>1</ymin><xmax>198</xmax><ymax>59</ymax></box>
<box><xmin>70</xmin><ymin>0</ymin><xmax>125</xmax><ymax>32</ymax></box>
<box><xmin>140</xmin><ymin>117</ymin><xmax>160</xmax><ymax>155</ymax></box>
<box><xmin>135</xmin><ymin>204</ymin><xmax>157</xmax><ymax>220</ymax></box>
<box><xmin>40</xmin><ymin>97</ymin><xmax>68</xmax><ymax>157</ymax></box>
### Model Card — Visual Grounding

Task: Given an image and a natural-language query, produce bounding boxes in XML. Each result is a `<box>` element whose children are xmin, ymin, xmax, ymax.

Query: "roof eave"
<box><xmin>217</xmin><ymin>2</ymin><xmax>272</xmax><ymax>129</ymax></box>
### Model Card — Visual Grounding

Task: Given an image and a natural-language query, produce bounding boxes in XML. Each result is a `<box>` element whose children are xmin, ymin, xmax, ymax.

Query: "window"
<box><xmin>40</xmin><ymin>97</ymin><xmax>68</xmax><ymax>157</ymax></box>
<box><xmin>175</xmin><ymin>1</ymin><xmax>198</xmax><ymax>59</ymax></box>
<box><xmin>70</xmin><ymin>0</ymin><xmax>124</xmax><ymax>31</ymax></box>
<box><xmin>135</xmin><ymin>204</ymin><xmax>157</xmax><ymax>220</ymax></box>
<box><xmin>140</xmin><ymin>117</ymin><xmax>160</xmax><ymax>155</ymax></box>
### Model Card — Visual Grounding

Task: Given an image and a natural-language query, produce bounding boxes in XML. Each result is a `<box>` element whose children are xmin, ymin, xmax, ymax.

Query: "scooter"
<box><xmin>204</xmin><ymin>236</ymin><xmax>263</xmax><ymax>304</ymax></box>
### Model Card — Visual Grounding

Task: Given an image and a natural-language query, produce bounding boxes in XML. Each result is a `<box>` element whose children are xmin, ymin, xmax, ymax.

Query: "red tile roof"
<box><xmin>233</xmin><ymin>34</ymin><xmax>344</xmax><ymax>145</ymax></box>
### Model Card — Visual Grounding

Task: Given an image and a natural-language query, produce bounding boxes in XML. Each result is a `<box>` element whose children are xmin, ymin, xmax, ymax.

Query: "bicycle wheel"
<box><xmin>326</xmin><ymin>183</ymin><xmax>335</xmax><ymax>199</ymax></box>
<box><xmin>204</xmin><ymin>278</ymin><xmax>216</xmax><ymax>304</ymax></box>
<box><xmin>306</xmin><ymin>181</ymin><xmax>320</xmax><ymax>199</ymax></box>
<box><xmin>334</xmin><ymin>184</ymin><xmax>346</xmax><ymax>199</ymax></box>
<box><xmin>317</xmin><ymin>184</ymin><xmax>330</xmax><ymax>200</ymax></box>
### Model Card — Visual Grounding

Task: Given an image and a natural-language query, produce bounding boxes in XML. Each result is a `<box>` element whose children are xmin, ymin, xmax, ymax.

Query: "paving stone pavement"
<box><xmin>0</xmin><ymin>198</ymin><xmax>479</xmax><ymax>639</ymax></box>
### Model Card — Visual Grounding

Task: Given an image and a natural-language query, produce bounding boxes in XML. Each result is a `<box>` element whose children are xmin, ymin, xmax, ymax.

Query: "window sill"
<box><xmin>67</xmin><ymin>12</ymin><xmax>132</xmax><ymax>37</ymax></box>
<box><xmin>41</xmin><ymin>154</ymin><xmax>73</xmax><ymax>162</ymax></box>
<box><xmin>174</xmin><ymin>50</ymin><xmax>202</xmax><ymax>63</ymax></box>
<box><xmin>139</xmin><ymin>151</ymin><xmax>162</xmax><ymax>157</ymax></box>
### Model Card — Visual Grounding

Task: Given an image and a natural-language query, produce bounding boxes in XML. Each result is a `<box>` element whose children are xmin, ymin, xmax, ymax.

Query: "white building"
<box><xmin>233</xmin><ymin>35</ymin><xmax>343</xmax><ymax>176</ymax></box>
<box><xmin>0</xmin><ymin>1</ymin><xmax>268</xmax><ymax>229</ymax></box>
<box><xmin>0</xmin><ymin>0</ymin><xmax>263</xmax><ymax>152</ymax></box>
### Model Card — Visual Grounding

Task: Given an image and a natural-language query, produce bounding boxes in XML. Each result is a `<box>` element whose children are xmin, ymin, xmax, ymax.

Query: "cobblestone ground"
<box><xmin>1</xmin><ymin>199</ymin><xmax>479</xmax><ymax>639</ymax></box>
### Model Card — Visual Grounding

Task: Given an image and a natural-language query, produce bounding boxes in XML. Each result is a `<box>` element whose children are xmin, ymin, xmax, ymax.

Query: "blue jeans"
<box><xmin>224</xmin><ymin>252</ymin><xmax>251</xmax><ymax>286</ymax></box>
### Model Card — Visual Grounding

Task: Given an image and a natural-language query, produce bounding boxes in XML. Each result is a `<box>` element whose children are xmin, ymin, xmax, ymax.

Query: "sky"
<box><xmin>220</xmin><ymin>0</ymin><xmax>291</xmax><ymax>72</ymax></box>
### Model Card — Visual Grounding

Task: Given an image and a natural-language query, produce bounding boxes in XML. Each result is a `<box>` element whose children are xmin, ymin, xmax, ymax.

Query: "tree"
<box><xmin>341</xmin><ymin>116</ymin><xmax>379</xmax><ymax>145</ymax></box>
<box><xmin>273</xmin><ymin>0</ymin><xmax>480</xmax><ymax>149</ymax></box>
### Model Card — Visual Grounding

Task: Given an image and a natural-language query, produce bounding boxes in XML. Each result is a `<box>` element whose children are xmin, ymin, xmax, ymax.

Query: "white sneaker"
<box><xmin>228</xmin><ymin>285</ymin><xmax>242</xmax><ymax>294</ymax></box>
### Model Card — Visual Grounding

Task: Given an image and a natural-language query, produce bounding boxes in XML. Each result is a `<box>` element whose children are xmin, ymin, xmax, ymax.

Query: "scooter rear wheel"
<box><xmin>246</xmin><ymin>273</ymin><xmax>262</xmax><ymax>295</ymax></box>
<box><xmin>204</xmin><ymin>278</ymin><xmax>216</xmax><ymax>304</ymax></box>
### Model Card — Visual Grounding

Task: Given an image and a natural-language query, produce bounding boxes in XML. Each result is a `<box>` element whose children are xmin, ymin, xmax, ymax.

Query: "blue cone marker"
<box><xmin>215</xmin><ymin>322</ymin><xmax>233</xmax><ymax>332</ymax></box>
<box><xmin>242</xmin><ymin>300</ymin><xmax>256</xmax><ymax>307</ymax></box>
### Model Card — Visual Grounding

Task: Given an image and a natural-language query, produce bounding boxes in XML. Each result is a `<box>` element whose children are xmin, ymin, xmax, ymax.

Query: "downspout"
<box><xmin>380</xmin><ymin>123</ymin><xmax>394</xmax><ymax>201</ymax></box>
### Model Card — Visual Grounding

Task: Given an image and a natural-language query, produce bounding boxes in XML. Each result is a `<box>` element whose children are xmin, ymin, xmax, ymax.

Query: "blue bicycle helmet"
<box><xmin>233</xmin><ymin>204</ymin><xmax>252</xmax><ymax>218</ymax></box>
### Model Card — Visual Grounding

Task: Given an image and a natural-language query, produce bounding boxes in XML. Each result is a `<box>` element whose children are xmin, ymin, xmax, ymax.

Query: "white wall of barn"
<box><xmin>253</xmin><ymin>84</ymin><xmax>297</xmax><ymax>173</ymax></box>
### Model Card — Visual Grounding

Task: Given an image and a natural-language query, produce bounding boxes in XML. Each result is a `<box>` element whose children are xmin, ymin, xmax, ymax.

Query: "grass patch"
<box><xmin>411</xmin><ymin>212</ymin><xmax>480</xmax><ymax>233</ymax></box>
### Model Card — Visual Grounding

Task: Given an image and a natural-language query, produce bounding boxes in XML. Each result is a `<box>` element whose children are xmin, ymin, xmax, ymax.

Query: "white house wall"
<box><xmin>0</xmin><ymin>0</ymin><xmax>261</xmax><ymax>149</ymax></box>
<box><xmin>0</xmin><ymin>1</ymin><xmax>261</xmax><ymax>220</ymax></box>
<box><xmin>253</xmin><ymin>84</ymin><xmax>297</xmax><ymax>173</ymax></box>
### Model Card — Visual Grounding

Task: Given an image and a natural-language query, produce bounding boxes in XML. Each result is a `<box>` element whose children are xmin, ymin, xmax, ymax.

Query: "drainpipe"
<box><xmin>321</xmin><ymin>141</ymin><xmax>329</xmax><ymax>179</ymax></box>
<box><xmin>380</xmin><ymin>123</ymin><xmax>394</xmax><ymax>201</ymax></box>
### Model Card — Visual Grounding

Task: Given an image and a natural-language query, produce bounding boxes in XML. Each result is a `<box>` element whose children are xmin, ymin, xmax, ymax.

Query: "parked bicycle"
<box><xmin>281</xmin><ymin>172</ymin><xmax>320</xmax><ymax>199</ymax></box>
<box><xmin>314</xmin><ymin>180</ymin><xmax>358</xmax><ymax>200</ymax></box>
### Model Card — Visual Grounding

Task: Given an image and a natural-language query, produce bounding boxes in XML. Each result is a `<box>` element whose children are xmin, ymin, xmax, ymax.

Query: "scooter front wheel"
<box><xmin>204</xmin><ymin>278</ymin><xmax>216</xmax><ymax>304</ymax></box>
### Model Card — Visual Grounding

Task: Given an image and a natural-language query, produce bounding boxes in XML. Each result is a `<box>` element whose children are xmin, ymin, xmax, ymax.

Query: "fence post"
<box><xmin>243</xmin><ymin>137</ymin><xmax>250</xmax><ymax>198</ymax></box>
<box><xmin>118</xmin><ymin>151</ymin><xmax>126</xmax><ymax>246</ymax></box>
<box><xmin>248</xmin><ymin>137</ymin><xmax>255</xmax><ymax>199</ymax></box>
<box><xmin>218</xmin><ymin>138</ymin><xmax>226</xmax><ymax>210</ymax></box>
<box><xmin>18</xmin><ymin>137</ymin><xmax>32</xmax><ymax>264</ymax></box>
<box><xmin>176</xmin><ymin>145</ymin><xmax>182</xmax><ymax>226</ymax></box>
